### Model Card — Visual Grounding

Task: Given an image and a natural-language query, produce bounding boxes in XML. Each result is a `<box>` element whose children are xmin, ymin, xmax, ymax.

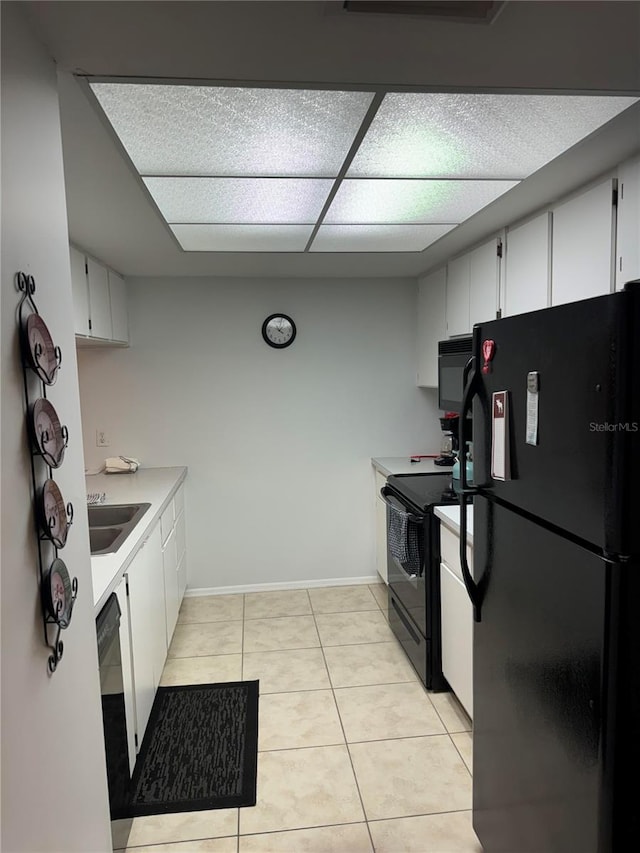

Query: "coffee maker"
<box><xmin>434</xmin><ymin>412</ymin><xmax>460</xmax><ymax>466</ymax></box>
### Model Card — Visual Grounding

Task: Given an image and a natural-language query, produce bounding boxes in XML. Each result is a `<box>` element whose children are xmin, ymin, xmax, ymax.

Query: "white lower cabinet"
<box><xmin>175</xmin><ymin>508</ymin><xmax>187</xmax><ymax>600</ymax></box>
<box><xmin>107</xmin><ymin>481</ymin><xmax>188</xmax><ymax>758</ymax></box>
<box><xmin>440</xmin><ymin>562</ymin><xmax>473</xmax><ymax>719</ymax></box>
<box><xmin>161</xmin><ymin>485</ymin><xmax>187</xmax><ymax>643</ymax></box>
<box><xmin>126</xmin><ymin>523</ymin><xmax>164</xmax><ymax>749</ymax></box>
<box><xmin>374</xmin><ymin>469</ymin><xmax>388</xmax><ymax>584</ymax></box>
<box><xmin>114</xmin><ymin>575</ymin><xmax>137</xmax><ymax>775</ymax></box>
<box><xmin>163</xmin><ymin>526</ymin><xmax>180</xmax><ymax>646</ymax></box>
<box><xmin>439</xmin><ymin>524</ymin><xmax>473</xmax><ymax>719</ymax></box>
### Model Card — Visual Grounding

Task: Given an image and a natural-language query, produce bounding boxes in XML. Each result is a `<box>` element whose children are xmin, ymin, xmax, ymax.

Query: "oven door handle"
<box><xmin>380</xmin><ymin>487</ymin><xmax>425</xmax><ymax>524</ymax></box>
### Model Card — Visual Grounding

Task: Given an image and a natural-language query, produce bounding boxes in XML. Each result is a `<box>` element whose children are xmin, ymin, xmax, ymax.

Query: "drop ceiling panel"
<box><xmin>171</xmin><ymin>224</ymin><xmax>314</xmax><ymax>252</ymax></box>
<box><xmin>90</xmin><ymin>83</ymin><xmax>374</xmax><ymax>176</ymax></box>
<box><xmin>347</xmin><ymin>93</ymin><xmax>639</xmax><ymax>179</ymax></box>
<box><xmin>310</xmin><ymin>223</ymin><xmax>456</xmax><ymax>252</ymax></box>
<box><xmin>324</xmin><ymin>179</ymin><xmax>519</xmax><ymax>224</ymax></box>
<box><xmin>143</xmin><ymin>177</ymin><xmax>334</xmax><ymax>224</ymax></box>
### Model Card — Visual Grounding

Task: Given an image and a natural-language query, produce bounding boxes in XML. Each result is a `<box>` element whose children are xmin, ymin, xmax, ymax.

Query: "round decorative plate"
<box><xmin>44</xmin><ymin>558</ymin><xmax>73</xmax><ymax>627</ymax></box>
<box><xmin>30</xmin><ymin>399</ymin><xmax>68</xmax><ymax>468</ymax></box>
<box><xmin>38</xmin><ymin>479</ymin><xmax>73</xmax><ymax>548</ymax></box>
<box><xmin>22</xmin><ymin>313</ymin><xmax>61</xmax><ymax>385</ymax></box>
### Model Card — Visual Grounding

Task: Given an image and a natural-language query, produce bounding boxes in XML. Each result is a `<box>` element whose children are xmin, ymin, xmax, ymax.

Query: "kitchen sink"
<box><xmin>88</xmin><ymin>502</ymin><xmax>151</xmax><ymax>555</ymax></box>
<box><xmin>89</xmin><ymin>527</ymin><xmax>123</xmax><ymax>554</ymax></box>
<box><xmin>88</xmin><ymin>503</ymin><xmax>149</xmax><ymax>528</ymax></box>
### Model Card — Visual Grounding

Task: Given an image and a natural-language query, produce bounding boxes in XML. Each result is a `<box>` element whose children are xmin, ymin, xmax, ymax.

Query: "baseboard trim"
<box><xmin>184</xmin><ymin>575</ymin><xmax>382</xmax><ymax>598</ymax></box>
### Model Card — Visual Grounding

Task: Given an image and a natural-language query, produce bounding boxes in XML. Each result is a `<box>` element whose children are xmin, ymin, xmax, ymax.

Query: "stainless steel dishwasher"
<box><xmin>97</xmin><ymin>592</ymin><xmax>132</xmax><ymax>845</ymax></box>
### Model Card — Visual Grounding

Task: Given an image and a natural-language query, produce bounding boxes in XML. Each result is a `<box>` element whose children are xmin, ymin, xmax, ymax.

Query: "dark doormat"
<box><xmin>117</xmin><ymin>680</ymin><xmax>259</xmax><ymax>818</ymax></box>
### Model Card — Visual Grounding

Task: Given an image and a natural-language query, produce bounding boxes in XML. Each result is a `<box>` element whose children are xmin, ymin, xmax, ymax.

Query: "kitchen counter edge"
<box><xmin>434</xmin><ymin>504</ymin><xmax>474</xmax><ymax>546</ymax></box>
<box><xmin>371</xmin><ymin>456</ymin><xmax>445</xmax><ymax>477</ymax></box>
<box><xmin>88</xmin><ymin>466</ymin><xmax>187</xmax><ymax>615</ymax></box>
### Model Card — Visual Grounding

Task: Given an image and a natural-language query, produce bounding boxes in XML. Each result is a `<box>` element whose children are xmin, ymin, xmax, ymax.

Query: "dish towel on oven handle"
<box><xmin>386</xmin><ymin>501</ymin><xmax>421</xmax><ymax>578</ymax></box>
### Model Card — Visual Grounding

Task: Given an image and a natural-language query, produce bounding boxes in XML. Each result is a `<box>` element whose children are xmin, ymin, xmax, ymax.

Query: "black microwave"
<box><xmin>438</xmin><ymin>336</ymin><xmax>473</xmax><ymax>412</ymax></box>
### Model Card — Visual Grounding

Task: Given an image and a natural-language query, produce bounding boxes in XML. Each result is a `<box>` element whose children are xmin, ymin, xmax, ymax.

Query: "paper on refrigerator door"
<box><xmin>526</xmin><ymin>371</ymin><xmax>539</xmax><ymax>446</ymax></box>
<box><xmin>491</xmin><ymin>391</ymin><xmax>511</xmax><ymax>480</ymax></box>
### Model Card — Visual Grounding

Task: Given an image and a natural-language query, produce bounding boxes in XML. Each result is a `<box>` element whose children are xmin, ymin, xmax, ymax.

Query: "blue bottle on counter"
<box><xmin>452</xmin><ymin>452</ymin><xmax>473</xmax><ymax>494</ymax></box>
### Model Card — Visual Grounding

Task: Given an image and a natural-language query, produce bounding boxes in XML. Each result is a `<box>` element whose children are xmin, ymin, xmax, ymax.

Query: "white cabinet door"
<box><xmin>446</xmin><ymin>255</ymin><xmax>470</xmax><ymax>337</ymax></box>
<box><xmin>375</xmin><ymin>497</ymin><xmax>388</xmax><ymax>584</ymax></box>
<box><xmin>114</xmin><ymin>577</ymin><xmax>137</xmax><ymax>772</ymax></box>
<box><xmin>616</xmin><ymin>155</ymin><xmax>640</xmax><ymax>290</ymax></box>
<box><xmin>70</xmin><ymin>246</ymin><xmax>90</xmax><ymax>336</ymax></box>
<box><xmin>86</xmin><ymin>257</ymin><xmax>113</xmax><ymax>339</ymax></box>
<box><xmin>177</xmin><ymin>553</ymin><xmax>187</xmax><ymax>603</ymax></box>
<box><xmin>440</xmin><ymin>561</ymin><xmax>473</xmax><ymax>719</ymax></box>
<box><xmin>503</xmin><ymin>213</ymin><xmax>551</xmax><ymax>317</ymax></box>
<box><xmin>373</xmin><ymin>469</ymin><xmax>388</xmax><ymax>585</ymax></box>
<box><xmin>175</xmin><ymin>509</ymin><xmax>186</xmax><ymax>567</ymax></box>
<box><xmin>163</xmin><ymin>527</ymin><xmax>180</xmax><ymax>646</ymax></box>
<box><xmin>468</xmin><ymin>239</ymin><xmax>499</xmax><ymax>329</ymax></box>
<box><xmin>417</xmin><ymin>267</ymin><xmax>446</xmax><ymax>388</ymax></box>
<box><xmin>126</xmin><ymin>543</ymin><xmax>156</xmax><ymax>746</ymax></box>
<box><xmin>108</xmin><ymin>270</ymin><xmax>129</xmax><ymax>343</ymax></box>
<box><xmin>148</xmin><ymin>524</ymin><xmax>167</xmax><ymax>689</ymax></box>
<box><xmin>551</xmin><ymin>179</ymin><xmax>615</xmax><ymax>306</ymax></box>
<box><xmin>126</xmin><ymin>523</ymin><xmax>164</xmax><ymax>745</ymax></box>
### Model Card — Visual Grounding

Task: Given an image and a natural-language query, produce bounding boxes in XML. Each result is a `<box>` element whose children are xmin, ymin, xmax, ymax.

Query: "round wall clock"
<box><xmin>262</xmin><ymin>314</ymin><xmax>296</xmax><ymax>349</ymax></box>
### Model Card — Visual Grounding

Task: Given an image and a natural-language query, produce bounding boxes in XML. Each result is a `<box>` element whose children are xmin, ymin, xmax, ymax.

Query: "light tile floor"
<box><xmin>116</xmin><ymin>583</ymin><xmax>482</xmax><ymax>853</ymax></box>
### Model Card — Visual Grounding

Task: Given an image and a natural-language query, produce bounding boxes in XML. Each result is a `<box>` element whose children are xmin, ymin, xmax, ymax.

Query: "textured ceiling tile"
<box><xmin>90</xmin><ymin>83</ymin><xmax>374</xmax><ymax>176</ymax></box>
<box><xmin>144</xmin><ymin>177</ymin><xmax>334</xmax><ymax>223</ymax></box>
<box><xmin>347</xmin><ymin>93</ymin><xmax>639</xmax><ymax>179</ymax></box>
<box><xmin>310</xmin><ymin>223</ymin><xmax>456</xmax><ymax>252</ymax></box>
<box><xmin>324</xmin><ymin>179</ymin><xmax>518</xmax><ymax>224</ymax></box>
<box><xmin>170</xmin><ymin>224</ymin><xmax>313</xmax><ymax>252</ymax></box>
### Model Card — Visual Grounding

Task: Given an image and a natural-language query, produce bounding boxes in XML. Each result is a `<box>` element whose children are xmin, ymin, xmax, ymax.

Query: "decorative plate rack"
<box><xmin>17</xmin><ymin>271</ymin><xmax>78</xmax><ymax>673</ymax></box>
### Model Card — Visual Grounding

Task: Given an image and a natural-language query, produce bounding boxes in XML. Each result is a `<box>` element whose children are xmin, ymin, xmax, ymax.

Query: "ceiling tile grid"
<box><xmin>89</xmin><ymin>82</ymin><xmax>638</xmax><ymax>253</ymax></box>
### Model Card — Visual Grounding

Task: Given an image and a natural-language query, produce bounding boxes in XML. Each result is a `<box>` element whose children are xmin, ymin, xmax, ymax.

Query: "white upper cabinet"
<box><xmin>108</xmin><ymin>270</ymin><xmax>129</xmax><ymax>343</ymax></box>
<box><xmin>616</xmin><ymin>155</ymin><xmax>640</xmax><ymax>291</ymax></box>
<box><xmin>551</xmin><ymin>178</ymin><xmax>615</xmax><ymax>306</ymax></box>
<box><xmin>86</xmin><ymin>257</ymin><xmax>112</xmax><ymax>339</ymax></box>
<box><xmin>417</xmin><ymin>267</ymin><xmax>446</xmax><ymax>388</ymax></box>
<box><xmin>70</xmin><ymin>246</ymin><xmax>90</xmax><ymax>336</ymax></box>
<box><xmin>446</xmin><ymin>238</ymin><xmax>500</xmax><ymax>337</ymax></box>
<box><xmin>468</xmin><ymin>239</ymin><xmax>500</xmax><ymax>330</ymax></box>
<box><xmin>446</xmin><ymin>254</ymin><xmax>471</xmax><ymax>337</ymax></box>
<box><xmin>70</xmin><ymin>245</ymin><xmax>129</xmax><ymax>345</ymax></box>
<box><xmin>503</xmin><ymin>212</ymin><xmax>551</xmax><ymax>317</ymax></box>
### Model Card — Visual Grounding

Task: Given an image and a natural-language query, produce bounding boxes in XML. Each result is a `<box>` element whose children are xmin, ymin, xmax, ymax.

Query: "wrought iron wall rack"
<box><xmin>17</xmin><ymin>271</ymin><xmax>78</xmax><ymax>673</ymax></box>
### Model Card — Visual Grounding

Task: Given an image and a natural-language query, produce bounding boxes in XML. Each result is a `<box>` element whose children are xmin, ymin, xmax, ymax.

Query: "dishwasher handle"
<box><xmin>380</xmin><ymin>487</ymin><xmax>425</xmax><ymax>524</ymax></box>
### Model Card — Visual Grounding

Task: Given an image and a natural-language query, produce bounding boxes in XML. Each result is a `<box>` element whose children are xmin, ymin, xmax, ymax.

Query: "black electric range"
<box><xmin>380</xmin><ymin>472</ymin><xmax>467</xmax><ymax>690</ymax></box>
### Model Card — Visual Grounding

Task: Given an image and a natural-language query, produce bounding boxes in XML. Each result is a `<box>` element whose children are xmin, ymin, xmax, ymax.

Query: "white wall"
<box><xmin>0</xmin><ymin>5</ymin><xmax>112</xmax><ymax>852</ymax></box>
<box><xmin>78</xmin><ymin>276</ymin><xmax>441</xmax><ymax>591</ymax></box>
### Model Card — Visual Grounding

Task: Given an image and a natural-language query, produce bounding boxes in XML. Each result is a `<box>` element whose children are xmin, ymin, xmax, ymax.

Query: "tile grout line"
<box><xmin>309</xmin><ymin>606</ymin><xmax>377</xmax><ymax>853</ymax></box>
<box><xmin>255</xmin><ymin>729</ymin><xmax>455</xmax><ymax>753</ymax></box>
<box><xmin>117</xmin><ymin>804</ymin><xmax>475</xmax><ymax>851</ymax></box>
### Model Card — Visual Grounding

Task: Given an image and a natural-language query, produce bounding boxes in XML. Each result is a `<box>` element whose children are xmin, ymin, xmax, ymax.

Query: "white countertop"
<box><xmin>435</xmin><ymin>504</ymin><xmax>474</xmax><ymax>546</ymax></box>
<box><xmin>372</xmin><ymin>456</ymin><xmax>450</xmax><ymax>477</ymax></box>
<box><xmin>87</xmin><ymin>466</ymin><xmax>187</xmax><ymax>614</ymax></box>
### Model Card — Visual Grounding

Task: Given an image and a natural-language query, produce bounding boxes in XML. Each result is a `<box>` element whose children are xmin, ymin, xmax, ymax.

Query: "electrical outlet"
<box><xmin>96</xmin><ymin>430</ymin><xmax>110</xmax><ymax>447</ymax></box>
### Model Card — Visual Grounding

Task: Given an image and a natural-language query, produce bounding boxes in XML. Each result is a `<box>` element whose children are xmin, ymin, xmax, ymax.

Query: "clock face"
<box><xmin>262</xmin><ymin>314</ymin><xmax>296</xmax><ymax>349</ymax></box>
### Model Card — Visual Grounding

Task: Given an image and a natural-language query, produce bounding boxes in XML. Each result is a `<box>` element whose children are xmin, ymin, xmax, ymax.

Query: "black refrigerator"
<box><xmin>457</xmin><ymin>281</ymin><xmax>640</xmax><ymax>852</ymax></box>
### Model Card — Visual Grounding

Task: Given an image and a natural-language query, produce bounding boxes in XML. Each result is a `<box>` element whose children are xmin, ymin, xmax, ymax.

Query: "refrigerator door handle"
<box><xmin>459</xmin><ymin>357</ymin><xmax>483</xmax><ymax>621</ymax></box>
